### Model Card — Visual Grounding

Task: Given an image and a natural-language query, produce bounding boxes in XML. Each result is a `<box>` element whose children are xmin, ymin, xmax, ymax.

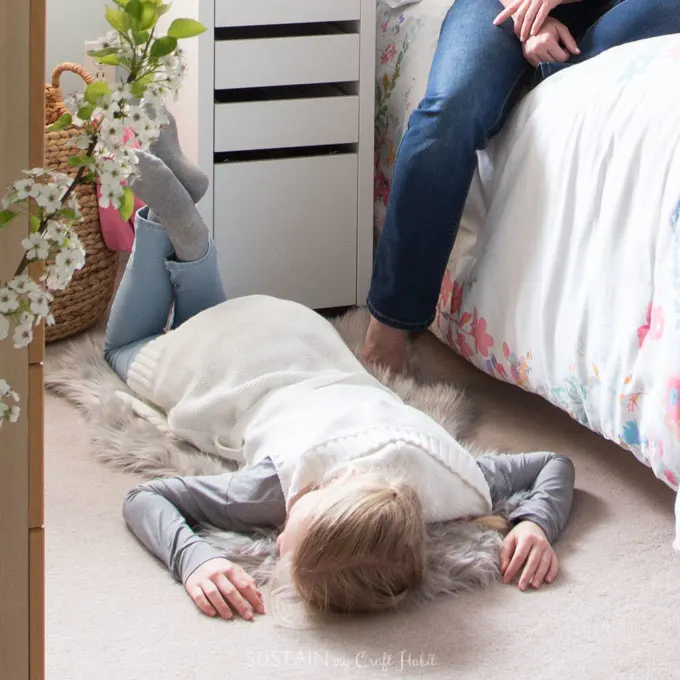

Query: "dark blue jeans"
<box><xmin>367</xmin><ymin>0</ymin><xmax>680</xmax><ymax>331</ymax></box>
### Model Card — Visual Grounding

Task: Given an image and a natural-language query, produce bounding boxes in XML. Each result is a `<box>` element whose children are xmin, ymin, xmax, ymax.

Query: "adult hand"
<box><xmin>494</xmin><ymin>0</ymin><xmax>560</xmax><ymax>42</ymax></box>
<box><xmin>522</xmin><ymin>17</ymin><xmax>581</xmax><ymax>67</ymax></box>
<box><xmin>500</xmin><ymin>521</ymin><xmax>559</xmax><ymax>591</ymax></box>
<box><xmin>185</xmin><ymin>557</ymin><xmax>265</xmax><ymax>620</ymax></box>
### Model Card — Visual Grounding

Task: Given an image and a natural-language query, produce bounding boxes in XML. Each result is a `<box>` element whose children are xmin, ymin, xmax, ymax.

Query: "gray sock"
<box><xmin>150</xmin><ymin>110</ymin><xmax>209</xmax><ymax>203</ymax></box>
<box><xmin>131</xmin><ymin>151</ymin><xmax>209</xmax><ymax>262</ymax></box>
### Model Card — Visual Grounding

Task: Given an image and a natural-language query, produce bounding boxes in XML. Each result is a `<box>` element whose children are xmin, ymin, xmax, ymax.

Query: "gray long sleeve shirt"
<box><xmin>123</xmin><ymin>452</ymin><xmax>575</xmax><ymax>585</ymax></box>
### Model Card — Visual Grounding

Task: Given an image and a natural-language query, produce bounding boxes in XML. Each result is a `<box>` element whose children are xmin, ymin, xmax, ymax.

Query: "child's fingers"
<box><xmin>518</xmin><ymin>546</ymin><xmax>542</xmax><ymax>591</ymax></box>
<box><xmin>503</xmin><ymin>537</ymin><xmax>531</xmax><ymax>584</ymax></box>
<box><xmin>215</xmin><ymin>574</ymin><xmax>254</xmax><ymax>621</ymax></box>
<box><xmin>545</xmin><ymin>553</ymin><xmax>560</xmax><ymax>584</ymax></box>
<box><xmin>531</xmin><ymin>550</ymin><xmax>553</xmax><ymax>588</ymax></box>
<box><xmin>189</xmin><ymin>586</ymin><xmax>218</xmax><ymax>618</ymax></box>
<box><xmin>228</xmin><ymin>567</ymin><xmax>265</xmax><ymax>615</ymax></box>
<box><xmin>202</xmin><ymin>580</ymin><xmax>234</xmax><ymax>620</ymax></box>
<box><xmin>500</xmin><ymin>533</ymin><xmax>517</xmax><ymax>574</ymax></box>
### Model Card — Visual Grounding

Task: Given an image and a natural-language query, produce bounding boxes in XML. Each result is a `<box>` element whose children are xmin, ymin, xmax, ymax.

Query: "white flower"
<box><xmin>13</xmin><ymin>178</ymin><xmax>34</xmax><ymax>199</ymax></box>
<box><xmin>0</xmin><ymin>379</ymin><xmax>10</xmax><ymax>397</ymax></box>
<box><xmin>8</xmin><ymin>275</ymin><xmax>36</xmax><ymax>295</ymax></box>
<box><xmin>71</xmin><ymin>133</ymin><xmax>93</xmax><ymax>151</ymax></box>
<box><xmin>99</xmin><ymin>183</ymin><xmax>125</xmax><ymax>209</ymax></box>
<box><xmin>46</xmin><ymin>314</ymin><xmax>56</xmax><ymax>326</ymax></box>
<box><xmin>0</xmin><ymin>402</ymin><xmax>8</xmax><ymax>423</ymax></box>
<box><xmin>21</xmin><ymin>233</ymin><xmax>50</xmax><ymax>261</ymax></box>
<box><xmin>0</xmin><ymin>286</ymin><xmax>20</xmax><ymax>313</ymax></box>
<box><xmin>98</xmin><ymin>117</ymin><xmax>124</xmax><ymax>146</ymax></box>
<box><xmin>31</xmin><ymin>183</ymin><xmax>63</xmax><ymax>214</ymax></box>
<box><xmin>13</xmin><ymin>321</ymin><xmax>34</xmax><ymax>349</ymax></box>
<box><xmin>9</xmin><ymin>406</ymin><xmax>20</xmax><ymax>423</ymax></box>
<box><xmin>28</xmin><ymin>288</ymin><xmax>52</xmax><ymax>318</ymax></box>
<box><xmin>0</xmin><ymin>314</ymin><xmax>8</xmax><ymax>341</ymax></box>
<box><xmin>51</xmin><ymin>172</ymin><xmax>72</xmax><ymax>190</ymax></box>
<box><xmin>44</xmin><ymin>220</ymin><xmax>69</xmax><ymax>247</ymax></box>
<box><xmin>24</xmin><ymin>168</ymin><xmax>47</xmax><ymax>178</ymax></box>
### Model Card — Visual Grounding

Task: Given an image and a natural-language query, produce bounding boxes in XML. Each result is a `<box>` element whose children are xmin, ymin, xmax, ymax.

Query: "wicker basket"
<box><xmin>44</xmin><ymin>63</ymin><xmax>118</xmax><ymax>343</ymax></box>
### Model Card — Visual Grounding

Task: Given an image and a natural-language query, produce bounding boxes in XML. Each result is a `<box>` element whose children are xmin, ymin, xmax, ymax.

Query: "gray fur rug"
<box><xmin>45</xmin><ymin>308</ymin><xmax>516</xmax><ymax>609</ymax></box>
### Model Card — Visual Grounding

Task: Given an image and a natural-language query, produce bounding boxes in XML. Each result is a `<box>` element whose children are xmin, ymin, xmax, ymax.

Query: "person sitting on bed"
<box><xmin>362</xmin><ymin>0</ymin><xmax>680</xmax><ymax>372</ymax></box>
<box><xmin>108</xmin><ymin>120</ymin><xmax>575</xmax><ymax>620</ymax></box>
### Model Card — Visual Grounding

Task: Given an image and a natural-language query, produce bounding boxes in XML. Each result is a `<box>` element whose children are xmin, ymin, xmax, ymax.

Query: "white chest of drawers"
<box><xmin>162</xmin><ymin>0</ymin><xmax>376</xmax><ymax>309</ymax></box>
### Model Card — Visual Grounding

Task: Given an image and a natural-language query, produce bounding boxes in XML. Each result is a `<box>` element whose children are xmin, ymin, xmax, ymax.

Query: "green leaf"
<box><xmin>149</xmin><ymin>36</ymin><xmax>177</xmax><ymax>58</ymax></box>
<box><xmin>77</xmin><ymin>104</ymin><xmax>95</xmax><ymax>121</ymax></box>
<box><xmin>84</xmin><ymin>80</ymin><xmax>111</xmax><ymax>105</ymax></box>
<box><xmin>29</xmin><ymin>215</ymin><xmax>41</xmax><ymax>232</ymax></box>
<box><xmin>138</xmin><ymin>2</ymin><xmax>158</xmax><ymax>30</ymax></box>
<box><xmin>119</xmin><ymin>186</ymin><xmax>134</xmax><ymax>221</ymax></box>
<box><xmin>58</xmin><ymin>207</ymin><xmax>77</xmax><ymax>220</ymax></box>
<box><xmin>96</xmin><ymin>53</ymin><xmax>121</xmax><ymax>66</ymax></box>
<box><xmin>68</xmin><ymin>155</ymin><xmax>94</xmax><ymax>167</ymax></box>
<box><xmin>132</xmin><ymin>29</ymin><xmax>150</xmax><ymax>45</ymax></box>
<box><xmin>105</xmin><ymin>6</ymin><xmax>130</xmax><ymax>33</ymax></box>
<box><xmin>87</xmin><ymin>47</ymin><xmax>118</xmax><ymax>58</ymax></box>
<box><xmin>157</xmin><ymin>3</ymin><xmax>170</xmax><ymax>17</ymax></box>
<box><xmin>113</xmin><ymin>0</ymin><xmax>128</xmax><ymax>7</ymax></box>
<box><xmin>46</xmin><ymin>112</ymin><xmax>72</xmax><ymax>132</ymax></box>
<box><xmin>125</xmin><ymin>0</ymin><xmax>143</xmax><ymax>21</ymax></box>
<box><xmin>167</xmin><ymin>18</ymin><xmax>206</xmax><ymax>39</ymax></box>
<box><xmin>129</xmin><ymin>72</ymin><xmax>154</xmax><ymax>98</ymax></box>
<box><xmin>0</xmin><ymin>209</ymin><xmax>17</xmax><ymax>226</ymax></box>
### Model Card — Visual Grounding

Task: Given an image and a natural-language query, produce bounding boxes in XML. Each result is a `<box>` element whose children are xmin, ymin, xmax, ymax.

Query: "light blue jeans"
<box><xmin>104</xmin><ymin>207</ymin><xmax>226</xmax><ymax>381</ymax></box>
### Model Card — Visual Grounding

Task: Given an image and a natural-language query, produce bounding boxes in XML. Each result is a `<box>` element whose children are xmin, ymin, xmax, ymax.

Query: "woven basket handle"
<box><xmin>47</xmin><ymin>63</ymin><xmax>95</xmax><ymax>122</ymax></box>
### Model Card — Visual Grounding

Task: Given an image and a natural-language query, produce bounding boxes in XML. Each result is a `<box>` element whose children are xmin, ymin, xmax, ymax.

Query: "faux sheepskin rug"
<box><xmin>45</xmin><ymin>307</ymin><xmax>513</xmax><ymax>608</ymax></box>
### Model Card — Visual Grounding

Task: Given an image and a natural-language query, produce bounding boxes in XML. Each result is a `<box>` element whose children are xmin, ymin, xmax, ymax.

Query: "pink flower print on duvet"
<box><xmin>471</xmin><ymin>309</ymin><xmax>494</xmax><ymax>358</ymax></box>
<box><xmin>637</xmin><ymin>303</ymin><xmax>665</xmax><ymax>347</ymax></box>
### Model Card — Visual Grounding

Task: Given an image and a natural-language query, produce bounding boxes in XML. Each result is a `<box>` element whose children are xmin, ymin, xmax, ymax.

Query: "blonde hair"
<box><xmin>266</xmin><ymin>470</ymin><xmax>510</xmax><ymax>625</ymax></box>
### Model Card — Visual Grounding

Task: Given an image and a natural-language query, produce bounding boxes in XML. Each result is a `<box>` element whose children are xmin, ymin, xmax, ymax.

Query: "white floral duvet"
<box><xmin>374</xmin><ymin>3</ymin><xmax>680</xmax><ymax>548</ymax></box>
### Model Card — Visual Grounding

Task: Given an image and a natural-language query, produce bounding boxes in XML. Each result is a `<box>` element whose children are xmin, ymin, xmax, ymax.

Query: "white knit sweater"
<box><xmin>125</xmin><ymin>295</ymin><xmax>492</xmax><ymax>522</ymax></box>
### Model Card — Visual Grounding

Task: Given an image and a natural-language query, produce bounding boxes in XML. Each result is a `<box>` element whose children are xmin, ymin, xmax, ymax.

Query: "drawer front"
<box><xmin>216</xmin><ymin>0</ymin><xmax>361</xmax><ymax>27</ymax></box>
<box><xmin>215</xmin><ymin>34</ymin><xmax>360</xmax><ymax>90</ymax></box>
<box><xmin>214</xmin><ymin>96</ymin><xmax>359</xmax><ymax>152</ymax></box>
<box><xmin>214</xmin><ymin>154</ymin><xmax>358</xmax><ymax>308</ymax></box>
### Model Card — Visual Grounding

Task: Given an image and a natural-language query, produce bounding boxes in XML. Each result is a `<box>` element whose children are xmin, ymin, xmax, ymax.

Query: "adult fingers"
<box><xmin>494</xmin><ymin>0</ymin><xmax>524</xmax><ymax>26</ymax></box>
<box><xmin>188</xmin><ymin>586</ymin><xmax>218</xmax><ymax>618</ymax></box>
<box><xmin>227</xmin><ymin>565</ymin><xmax>265</xmax><ymax>615</ymax></box>
<box><xmin>531</xmin><ymin>4</ymin><xmax>551</xmax><ymax>37</ymax></box>
<box><xmin>503</xmin><ymin>536</ymin><xmax>531</xmax><ymax>584</ymax></box>
<box><xmin>518</xmin><ymin>546</ymin><xmax>543</xmax><ymax>591</ymax></box>
<box><xmin>513</xmin><ymin>3</ymin><xmax>530</xmax><ymax>39</ymax></box>
<box><xmin>546</xmin><ymin>554</ymin><xmax>560</xmax><ymax>584</ymax></box>
<box><xmin>215</xmin><ymin>573</ymin><xmax>254</xmax><ymax>621</ymax></box>
<box><xmin>532</xmin><ymin>550</ymin><xmax>553</xmax><ymax>588</ymax></box>
<box><xmin>203</xmin><ymin>580</ymin><xmax>234</xmax><ymax>620</ymax></box>
<box><xmin>521</xmin><ymin>1</ymin><xmax>541</xmax><ymax>42</ymax></box>
<box><xmin>557</xmin><ymin>23</ymin><xmax>581</xmax><ymax>55</ymax></box>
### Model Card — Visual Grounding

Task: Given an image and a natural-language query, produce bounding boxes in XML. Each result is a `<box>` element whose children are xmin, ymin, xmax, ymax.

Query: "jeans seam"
<box><xmin>485</xmin><ymin>67</ymin><xmax>532</xmax><ymax>139</ymax></box>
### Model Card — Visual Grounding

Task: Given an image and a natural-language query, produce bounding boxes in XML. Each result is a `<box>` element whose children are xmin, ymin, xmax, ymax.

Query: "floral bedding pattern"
<box><xmin>374</xmin><ymin>4</ymin><xmax>680</xmax><ymax>502</ymax></box>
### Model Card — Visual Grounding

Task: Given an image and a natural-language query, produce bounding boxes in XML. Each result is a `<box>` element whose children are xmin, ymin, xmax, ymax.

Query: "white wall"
<box><xmin>46</xmin><ymin>0</ymin><xmax>110</xmax><ymax>97</ymax></box>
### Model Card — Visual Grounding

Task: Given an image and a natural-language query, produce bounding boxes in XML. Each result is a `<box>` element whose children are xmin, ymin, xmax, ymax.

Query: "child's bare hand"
<box><xmin>500</xmin><ymin>521</ymin><xmax>559</xmax><ymax>591</ymax></box>
<box><xmin>185</xmin><ymin>557</ymin><xmax>265</xmax><ymax>620</ymax></box>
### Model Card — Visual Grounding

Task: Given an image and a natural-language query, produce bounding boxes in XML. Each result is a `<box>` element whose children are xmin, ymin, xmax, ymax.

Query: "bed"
<box><xmin>374</xmin><ymin>1</ymin><xmax>680</xmax><ymax>548</ymax></box>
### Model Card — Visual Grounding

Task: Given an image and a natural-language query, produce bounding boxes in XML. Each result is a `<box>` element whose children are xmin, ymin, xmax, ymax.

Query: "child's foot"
<box><xmin>150</xmin><ymin>110</ymin><xmax>209</xmax><ymax>203</ymax></box>
<box><xmin>130</xmin><ymin>151</ymin><xmax>209</xmax><ymax>262</ymax></box>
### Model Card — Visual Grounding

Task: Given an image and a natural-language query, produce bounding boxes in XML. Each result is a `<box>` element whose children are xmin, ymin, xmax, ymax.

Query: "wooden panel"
<box><xmin>214</xmin><ymin>95</ymin><xmax>359</xmax><ymax>152</ymax></box>
<box><xmin>28</xmin><ymin>363</ymin><xmax>44</xmax><ymax>529</ymax></box>
<box><xmin>0</xmin><ymin>0</ymin><xmax>31</xmax><ymax>677</ymax></box>
<box><xmin>215</xmin><ymin>34</ymin><xmax>360</xmax><ymax>90</ymax></box>
<box><xmin>215</xmin><ymin>0</ymin><xmax>360</xmax><ymax>27</ymax></box>
<box><xmin>214</xmin><ymin>154</ymin><xmax>358</xmax><ymax>308</ymax></box>
<box><xmin>29</xmin><ymin>528</ymin><xmax>45</xmax><ymax>680</ymax></box>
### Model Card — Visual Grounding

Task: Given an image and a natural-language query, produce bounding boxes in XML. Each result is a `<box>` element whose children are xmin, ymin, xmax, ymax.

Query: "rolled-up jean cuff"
<box><xmin>366</xmin><ymin>297</ymin><xmax>436</xmax><ymax>332</ymax></box>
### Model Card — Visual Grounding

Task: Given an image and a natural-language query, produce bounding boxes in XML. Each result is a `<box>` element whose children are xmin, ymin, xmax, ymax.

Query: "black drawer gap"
<box><xmin>215</xmin><ymin>83</ymin><xmax>353</xmax><ymax>104</ymax></box>
<box><xmin>215</xmin><ymin>22</ymin><xmax>357</xmax><ymax>41</ymax></box>
<box><xmin>215</xmin><ymin>144</ymin><xmax>356</xmax><ymax>164</ymax></box>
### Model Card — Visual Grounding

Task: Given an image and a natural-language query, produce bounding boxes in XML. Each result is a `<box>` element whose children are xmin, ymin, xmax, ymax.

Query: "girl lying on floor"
<box><xmin>108</xmin><ymin>115</ymin><xmax>575</xmax><ymax>622</ymax></box>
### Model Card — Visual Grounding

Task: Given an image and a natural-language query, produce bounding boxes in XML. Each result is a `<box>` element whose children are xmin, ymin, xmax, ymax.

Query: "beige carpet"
<box><xmin>45</xmin><ymin>326</ymin><xmax>679</xmax><ymax>680</ymax></box>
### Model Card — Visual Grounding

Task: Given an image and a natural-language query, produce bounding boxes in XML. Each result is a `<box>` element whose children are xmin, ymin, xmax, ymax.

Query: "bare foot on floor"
<box><xmin>362</xmin><ymin>316</ymin><xmax>409</xmax><ymax>373</ymax></box>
